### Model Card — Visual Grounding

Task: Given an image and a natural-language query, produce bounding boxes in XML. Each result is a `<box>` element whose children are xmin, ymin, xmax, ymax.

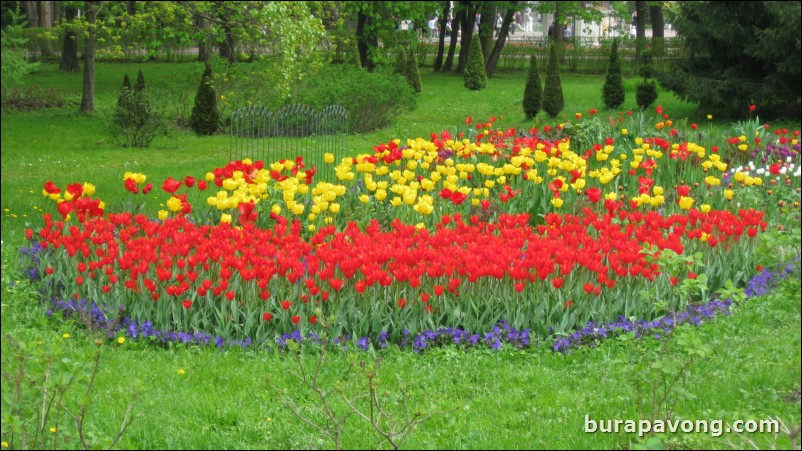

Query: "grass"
<box><xmin>2</xmin><ymin>61</ymin><xmax>800</xmax><ymax>450</ymax></box>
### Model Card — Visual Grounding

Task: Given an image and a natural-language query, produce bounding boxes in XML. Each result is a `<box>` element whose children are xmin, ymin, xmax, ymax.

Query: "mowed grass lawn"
<box><xmin>1</xmin><ymin>62</ymin><xmax>800</xmax><ymax>450</ymax></box>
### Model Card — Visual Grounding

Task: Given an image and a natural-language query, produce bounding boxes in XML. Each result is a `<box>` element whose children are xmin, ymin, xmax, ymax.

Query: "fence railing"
<box><xmin>229</xmin><ymin>104</ymin><xmax>348</xmax><ymax>183</ymax></box>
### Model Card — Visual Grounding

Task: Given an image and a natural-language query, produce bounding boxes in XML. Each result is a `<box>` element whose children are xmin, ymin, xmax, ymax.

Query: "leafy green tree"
<box><xmin>190</xmin><ymin>64</ymin><xmax>220</xmax><ymax>136</ymax></box>
<box><xmin>522</xmin><ymin>53</ymin><xmax>542</xmax><ymax>119</ymax></box>
<box><xmin>602</xmin><ymin>39</ymin><xmax>625</xmax><ymax>109</ymax></box>
<box><xmin>463</xmin><ymin>34</ymin><xmax>487</xmax><ymax>90</ymax></box>
<box><xmin>1</xmin><ymin>7</ymin><xmax>39</xmax><ymax>92</ymax></box>
<box><xmin>660</xmin><ymin>1</ymin><xmax>801</xmax><ymax>119</ymax></box>
<box><xmin>542</xmin><ymin>44</ymin><xmax>564</xmax><ymax>118</ymax></box>
<box><xmin>344</xmin><ymin>2</ymin><xmax>437</xmax><ymax>70</ymax></box>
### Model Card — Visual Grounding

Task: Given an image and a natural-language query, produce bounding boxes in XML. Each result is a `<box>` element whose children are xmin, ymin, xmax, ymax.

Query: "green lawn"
<box><xmin>1</xmin><ymin>62</ymin><xmax>800</xmax><ymax>450</ymax></box>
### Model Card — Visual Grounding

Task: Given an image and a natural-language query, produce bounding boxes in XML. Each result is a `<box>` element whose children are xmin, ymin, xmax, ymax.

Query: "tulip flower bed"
<box><xmin>26</xmin><ymin>109</ymin><xmax>801</xmax><ymax>349</ymax></box>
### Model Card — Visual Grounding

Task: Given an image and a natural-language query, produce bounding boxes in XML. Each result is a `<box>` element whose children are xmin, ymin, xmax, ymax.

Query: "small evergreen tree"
<box><xmin>636</xmin><ymin>50</ymin><xmax>658</xmax><ymax>109</ymax></box>
<box><xmin>394</xmin><ymin>49</ymin><xmax>407</xmax><ymax>76</ymax></box>
<box><xmin>542</xmin><ymin>44</ymin><xmax>564</xmax><ymax>118</ymax></box>
<box><xmin>116</xmin><ymin>74</ymin><xmax>133</xmax><ymax>115</ymax></box>
<box><xmin>190</xmin><ymin>63</ymin><xmax>220</xmax><ymax>136</ymax></box>
<box><xmin>133</xmin><ymin>69</ymin><xmax>150</xmax><ymax>127</ymax></box>
<box><xmin>463</xmin><ymin>36</ymin><xmax>487</xmax><ymax>91</ymax></box>
<box><xmin>523</xmin><ymin>53</ymin><xmax>542</xmax><ymax>119</ymax></box>
<box><xmin>110</xmin><ymin>71</ymin><xmax>165</xmax><ymax>148</ymax></box>
<box><xmin>405</xmin><ymin>47</ymin><xmax>422</xmax><ymax>93</ymax></box>
<box><xmin>602</xmin><ymin>39</ymin><xmax>625</xmax><ymax>109</ymax></box>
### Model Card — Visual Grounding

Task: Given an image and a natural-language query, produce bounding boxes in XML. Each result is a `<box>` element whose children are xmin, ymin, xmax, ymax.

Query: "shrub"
<box><xmin>542</xmin><ymin>44</ymin><xmax>564</xmax><ymax>118</ymax></box>
<box><xmin>189</xmin><ymin>63</ymin><xmax>220</xmax><ymax>136</ymax></box>
<box><xmin>522</xmin><ymin>53</ymin><xmax>542</xmax><ymax>119</ymax></box>
<box><xmin>405</xmin><ymin>47</ymin><xmax>422</xmax><ymax>94</ymax></box>
<box><xmin>294</xmin><ymin>64</ymin><xmax>415</xmax><ymax>134</ymax></box>
<box><xmin>602</xmin><ymin>39</ymin><xmax>625</xmax><ymax>109</ymax></box>
<box><xmin>636</xmin><ymin>51</ymin><xmax>658</xmax><ymax>109</ymax></box>
<box><xmin>464</xmin><ymin>36</ymin><xmax>487</xmax><ymax>91</ymax></box>
<box><xmin>394</xmin><ymin>49</ymin><xmax>407</xmax><ymax>77</ymax></box>
<box><xmin>109</xmin><ymin>70</ymin><xmax>167</xmax><ymax>148</ymax></box>
<box><xmin>0</xmin><ymin>85</ymin><xmax>78</xmax><ymax>111</ymax></box>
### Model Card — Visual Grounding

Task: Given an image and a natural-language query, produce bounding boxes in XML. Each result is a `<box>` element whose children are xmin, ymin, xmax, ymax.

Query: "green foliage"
<box><xmin>295</xmin><ymin>64</ymin><xmax>415</xmax><ymax>133</ymax></box>
<box><xmin>625</xmin><ymin>325</ymin><xmax>712</xmax><ymax>442</ymax></box>
<box><xmin>405</xmin><ymin>47</ymin><xmax>422</xmax><ymax>94</ymax></box>
<box><xmin>542</xmin><ymin>44</ymin><xmax>564</xmax><ymax>118</ymax></box>
<box><xmin>602</xmin><ymin>39</ymin><xmax>625</xmax><ymax>109</ymax></box>
<box><xmin>0</xmin><ymin>336</ymin><xmax>136</xmax><ymax>450</ymax></box>
<box><xmin>394</xmin><ymin>49</ymin><xmax>407</xmax><ymax>77</ymax></box>
<box><xmin>0</xmin><ymin>8</ymin><xmax>38</xmax><ymax>92</ymax></box>
<box><xmin>267</xmin><ymin>319</ymin><xmax>455</xmax><ymax>450</ymax></box>
<box><xmin>189</xmin><ymin>63</ymin><xmax>220</xmax><ymax>136</ymax></box>
<box><xmin>1</xmin><ymin>86</ymin><xmax>78</xmax><ymax>111</ymax></box>
<box><xmin>110</xmin><ymin>71</ymin><xmax>166</xmax><ymax>148</ymax></box>
<box><xmin>636</xmin><ymin>81</ymin><xmax>659</xmax><ymax>110</ymax></box>
<box><xmin>522</xmin><ymin>53</ymin><xmax>542</xmax><ymax>119</ymax></box>
<box><xmin>464</xmin><ymin>36</ymin><xmax>487</xmax><ymax>91</ymax></box>
<box><xmin>660</xmin><ymin>1</ymin><xmax>801</xmax><ymax>119</ymax></box>
<box><xmin>636</xmin><ymin>51</ymin><xmax>658</xmax><ymax>109</ymax></box>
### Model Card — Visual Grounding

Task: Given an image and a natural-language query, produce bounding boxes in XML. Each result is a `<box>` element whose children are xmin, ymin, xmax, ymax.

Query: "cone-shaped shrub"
<box><xmin>542</xmin><ymin>44</ymin><xmax>564</xmax><ymax>118</ymax></box>
<box><xmin>117</xmin><ymin>74</ymin><xmax>132</xmax><ymax>114</ymax></box>
<box><xmin>406</xmin><ymin>47</ymin><xmax>422</xmax><ymax>93</ymax></box>
<box><xmin>133</xmin><ymin>68</ymin><xmax>150</xmax><ymax>127</ymax></box>
<box><xmin>636</xmin><ymin>50</ymin><xmax>659</xmax><ymax>109</ymax></box>
<box><xmin>190</xmin><ymin>63</ymin><xmax>220</xmax><ymax>136</ymax></box>
<box><xmin>602</xmin><ymin>39</ymin><xmax>625</xmax><ymax>109</ymax></box>
<box><xmin>464</xmin><ymin>36</ymin><xmax>487</xmax><ymax>90</ymax></box>
<box><xmin>394</xmin><ymin>49</ymin><xmax>407</xmax><ymax>76</ymax></box>
<box><xmin>523</xmin><ymin>53</ymin><xmax>542</xmax><ymax>119</ymax></box>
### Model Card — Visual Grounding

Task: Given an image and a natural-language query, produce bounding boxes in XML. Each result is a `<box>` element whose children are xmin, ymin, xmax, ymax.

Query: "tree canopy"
<box><xmin>660</xmin><ymin>1</ymin><xmax>801</xmax><ymax>119</ymax></box>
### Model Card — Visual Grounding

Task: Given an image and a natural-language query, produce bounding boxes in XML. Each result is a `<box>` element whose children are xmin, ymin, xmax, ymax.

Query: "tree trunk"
<box><xmin>442</xmin><ymin>8</ymin><xmax>462</xmax><ymax>72</ymax></box>
<box><xmin>485</xmin><ymin>4</ymin><xmax>517</xmax><ymax>78</ymax></box>
<box><xmin>650</xmin><ymin>2</ymin><xmax>665</xmax><ymax>58</ymax></box>
<box><xmin>21</xmin><ymin>1</ymin><xmax>38</xmax><ymax>27</ymax></box>
<box><xmin>80</xmin><ymin>1</ymin><xmax>99</xmax><ymax>113</ymax></box>
<box><xmin>356</xmin><ymin>10</ymin><xmax>377</xmax><ymax>71</ymax></box>
<box><xmin>478</xmin><ymin>3</ymin><xmax>494</xmax><ymax>61</ymax></box>
<box><xmin>59</xmin><ymin>6</ymin><xmax>80</xmax><ymax>72</ymax></box>
<box><xmin>455</xmin><ymin>2</ymin><xmax>478</xmax><ymax>75</ymax></box>
<box><xmin>635</xmin><ymin>1</ymin><xmax>647</xmax><ymax>60</ymax></box>
<box><xmin>433</xmin><ymin>1</ymin><xmax>450</xmax><ymax>72</ymax></box>
<box><xmin>218</xmin><ymin>22</ymin><xmax>236</xmax><ymax>62</ymax></box>
<box><xmin>195</xmin><ymin>13</ymin><xmax>212</xmax><ymax>62</ymax></box>
<box><xmin>35</xmin><ymin>1</ymin><xmax>53</xmax><ymax>57</ymax></box>
<box><xmin>37</xmin><ymin>1</ymin><xmax>52</xmax><ymax>27</ymax></box>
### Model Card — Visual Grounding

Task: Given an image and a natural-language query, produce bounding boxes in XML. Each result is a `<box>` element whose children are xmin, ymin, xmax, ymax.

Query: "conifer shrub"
<box><xmin>405</xmin><ymin>47</ymin><xmax>422</xmax><ymax>93</ymax></box>
<box><xmin>542</xmin><ymin>44</ymin><xmax>564</xmax><ymax>118</ymax></box>
<box><xmin>636</xmin><ymin>51</ymin><xmax>658</xmax><ymax>109</ymax></box>
<box><xmin>109</xmin><ymin>70</ymin><xmax>166</xmax><ymax>148</ymax></box>
<box><xmin>602</xmin><ymin>39</ymin><xmax>625</xmax><ymax>109</ymax></box>
<box><xmin>190</xmin><ymin>63</ymin><xmax>220</xmax><ymax>136</ymax></box>
<box><xmin>463</xmin><ymin>36</ymin><xmax>487</xmax><ymax>91</ymax></box>
<box><xmin>522</xmin><ymin>53</ymin><xmax>542</xmax><ymax>119</ymax></box>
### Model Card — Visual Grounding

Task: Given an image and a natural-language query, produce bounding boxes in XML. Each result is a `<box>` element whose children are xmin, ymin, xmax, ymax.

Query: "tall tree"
<box><xmin>442</xmin><ymin>4</ymin><xmax>463</xmax><ymax>72</ymax></box>
<box><xmin>649</xmin><ymin>2</ymin><xmax>665</xmax><ymax>57</ymax></box>
<box><xmin>660</xmin><ymin>1</ymin><xmax>801</xmax><ymax>119</ymax></box>
<box><xmin>433</xmin><ymin>0</ymin><xmax>450</xmax><ymax>72</ymax></box>
<box><xmin>455</xmin><ymin>1</ymin><xmax>479</xmax><ymax>74</ymax></box>
<box><xmin>58</xmin><ymin>5</ymin><xmax>80</xmax><ymax>72</ymax></box>
<box><xmin>485</xmin><ymin>2</ymin><xmax>519</xmax><ymax>77</ymax></box>
<box><xmin>345</xmin><ymin>1</ymin><xmax>437</xmax><ymax>71</ymax></box>
<box><xmin>80</xmin><ymin>0</ymin><xmax>98</xmax><ymax>113</ymax></box>
<box><xmin>634</xmin><ymin>1</ymin><xmax>647</xmax><ymax>60</ymax></box>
